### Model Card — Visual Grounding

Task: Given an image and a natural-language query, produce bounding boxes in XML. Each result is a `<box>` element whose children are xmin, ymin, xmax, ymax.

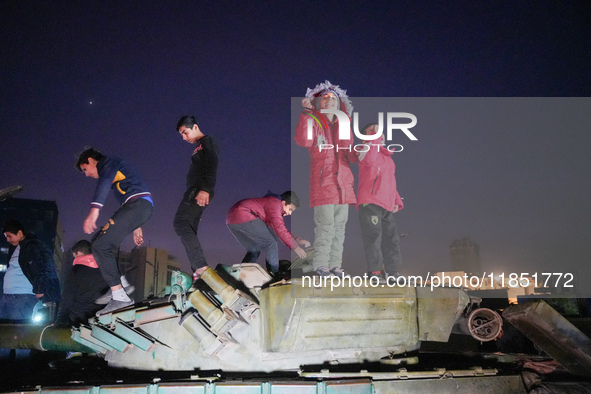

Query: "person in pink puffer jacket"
<box><xmin>294</xmin><ymin>81</ymin><xmax>357</xmax><ymax>277</ymax></box>
<box><xmin>356</xmin><ymin>123</ymin><xmax>404</xmax><ymax>281</ymax></box>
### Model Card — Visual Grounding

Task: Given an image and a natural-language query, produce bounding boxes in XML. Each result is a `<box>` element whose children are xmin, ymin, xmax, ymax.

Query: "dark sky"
<box><xmin>1</xmin><ymin>2</ymin><xmax>590</xmax><ymax>289</ymax></box>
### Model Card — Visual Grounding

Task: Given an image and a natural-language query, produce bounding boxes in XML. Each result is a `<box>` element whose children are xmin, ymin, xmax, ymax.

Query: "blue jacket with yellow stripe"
<box><xmin>91</xmin><ymin>156</ymin><xmax>152</xmax><ymax>209</ymax></box>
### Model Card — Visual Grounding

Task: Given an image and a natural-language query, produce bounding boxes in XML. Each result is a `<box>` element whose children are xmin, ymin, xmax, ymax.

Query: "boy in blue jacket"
<box><xmin>76</xmin><ymin>147</ymin><xmax>153</xmax><ymax>315</ymax></box>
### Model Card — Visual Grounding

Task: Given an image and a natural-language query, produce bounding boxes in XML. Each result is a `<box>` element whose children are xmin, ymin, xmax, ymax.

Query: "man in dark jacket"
<box><xmin>76</xmin><ymin>147</ymin><xmax>153</xmax><ymax>315</ymax></box>
<box><xmin>174</xmin><ymin>115</ymin><xmax>219</xmax><ymax>281</ymax></box>
<box><xmin>1</xmin><ymin>219</ymin><xmax>60</xmax><ymax>322</ymax></box>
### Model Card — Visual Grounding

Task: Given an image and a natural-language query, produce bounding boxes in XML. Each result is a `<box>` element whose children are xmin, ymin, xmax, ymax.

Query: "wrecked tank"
<box><xmin>0</xmin><ymin>263</ymin><xmax>501</xmax><ymax>372</ymax></box>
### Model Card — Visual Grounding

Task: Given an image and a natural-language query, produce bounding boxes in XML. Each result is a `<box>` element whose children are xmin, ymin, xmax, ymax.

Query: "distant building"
<box><xmin>0</xmin><ymin>198</ymin><xmax>65</xmax><ymax>294</ymax></box>
<box><xmin>450</xmin><ymin>236</ymin><xmax>481</xmax><ymax>275</ymax></box>
<box><xmin>117</xmin><ymin>247</ymin><xmax>182</xmax><ymax>301</ymax></box>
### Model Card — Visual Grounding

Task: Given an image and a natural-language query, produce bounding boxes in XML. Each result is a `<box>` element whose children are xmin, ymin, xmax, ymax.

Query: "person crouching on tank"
<box><xmin>54</xmin><ymin>240</ymin><xmax>110</xmax><ymax>327</ymax></box>
<box><xmin>226</xmin><ymin>191</ymin><xmax>309</xmax><ymax>277</ymax></box>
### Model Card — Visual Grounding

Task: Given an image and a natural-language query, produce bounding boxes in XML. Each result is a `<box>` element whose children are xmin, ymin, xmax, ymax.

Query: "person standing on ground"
<box><xmin>1</xmin><ymin>219</ymin><xmax>61</xmax><ymax>321</ymax></box>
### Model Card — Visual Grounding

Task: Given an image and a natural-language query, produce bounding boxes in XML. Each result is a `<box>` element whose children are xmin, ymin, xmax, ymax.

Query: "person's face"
<box><xmin>282</xmin><ymin>201</ymin><xmax>296</xmax><ymax>216</ymax></box>
<box><xmin>178</xmin><ymin>124</ymin><xmax>200</xmax><ymax>144</ymax></box>
<box><xmin>79</xmin><ymin>158</ymin><xmax>99</xmax><ymax>178</ymax></box>
<box><xmin>363</xmin><ymin>124</ymin><xmax>385</xmax><ymax>144</ymax></box>
<box><xmin>4</xmin><ymin>230</ymin><xmax>24</xmax><ymax>246</ymax></box>
<box><xmin>319</xmin><ymin>92</ymin><xmax>339</xmax><ymax>110</ymax></box>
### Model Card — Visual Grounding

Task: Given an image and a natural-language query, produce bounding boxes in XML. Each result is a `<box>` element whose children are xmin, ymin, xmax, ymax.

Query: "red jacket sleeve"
<box><xmin>295</xmin><ymin>111</ymin><xmax>317</xmax><ymax>148</ymax></box>
<box><xmin>264</xmin><ymin>201</ymin><xmax>298</xmax><ymax>249</ymax></box>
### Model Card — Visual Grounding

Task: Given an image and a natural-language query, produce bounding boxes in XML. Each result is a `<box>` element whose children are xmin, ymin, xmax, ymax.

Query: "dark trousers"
<box><xmin>174</xmin><ymin>192</ymin><xmax>208</xmax><ymax>271</ymax></box>
<box><xmin>227</xmin><ymin>219</ymin><xmax>279</xmax><ymax>272</ymax></box>
<box><xmin>92</xmin><ymin>198</ymin><xmax>153</xmax><ymax>287</ymax></box>
<box><xmin>358</xmin><ymin>203</ymin><xmax>402</xmax><ymax>275</ymax></box>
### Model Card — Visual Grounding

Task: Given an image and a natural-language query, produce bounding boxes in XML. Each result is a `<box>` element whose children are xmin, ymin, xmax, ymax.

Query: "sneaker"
<box><xmin>66</xmin><ymin>351</ymin><xmax>82</xmax><ymax>359</ymax></box>
<box><xmin>95</xmin><ymin>285</ymin><xmax>135</xmax><ymax>305</ymax></box>
<box><xmin>95</xmin><ymin>298</ymin><xmax>134</xmax><ymax>316</ymax></box>
<box><xmin>369</xmin><ymin>271</ymin><xmax>386</xmax><ymax>284</ymax></box>
<box><xmin>330</xmin><ymin>267</ymin><xmax>350</xmax><ymax>278</ymax></box>
<box><xmin>385</xmin><ymin>272</ymin><xmax>400</xmax><ymax>281</ymax></box>
<box><xmin>315</xmin><ymin>266</ymin><xmax>331</xmax><ymax>276</ymax></box>
<box><xmin>265</xmin><ymin>262</ymin><xmax>280</xmax><ymax>276</ymax></box>
<box><xmin>189</xmin><ymin>266</ymin><xmax>209</xmax><ymax>291</ymax></box>
<box><xmin>194</xmin><ymin>266</ymin><xmax>209</xmax><ymax>279</ymax></box>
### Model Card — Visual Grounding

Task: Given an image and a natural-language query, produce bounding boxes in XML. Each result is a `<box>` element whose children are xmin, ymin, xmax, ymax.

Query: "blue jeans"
<box><xmin>0</xmin><ymin>293</ymin><xmax>37</xmax><ymax>322</ymax></box>
<box><xmin>228</xmin><ymin>219</ymin><xmax>279</xmax><ymax>272</ymax></box>
<box><xmin>0</xmin><ymin>294</ymin><xmax>37</xmax><ymax>359</ymax></box>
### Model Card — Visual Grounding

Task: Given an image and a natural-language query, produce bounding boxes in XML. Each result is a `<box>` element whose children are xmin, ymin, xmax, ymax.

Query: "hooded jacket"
<box><xmin>357</xmin><ymin>142</ymin><xmax>404</xmax><ymax>212</ymax></box>
<box><xmin>7</xmin><ymin>234</ymin><xmax>61</xmax><ymax>302</ymax></box>
<box><xmin>55</xmin><ymin>254</ymin><xmax>108</xmax><ymax>327</ymax></box>
<box><xmin>72</xmin><ymin>254</ymin><xmax>99</xmax><ymax>269</ymax></box>
<box><xmin>294</xmin><ymin>81</ymin><xmax>357</xmax><ymax>207</ymax></box>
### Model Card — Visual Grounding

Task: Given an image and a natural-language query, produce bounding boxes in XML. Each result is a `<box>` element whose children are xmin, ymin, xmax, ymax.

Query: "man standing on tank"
<box><xmin>174</xmin><ymin>115</ymin><xmax>220</xmax><ymax>282</ymax></box>
<box><xmin>76</xmin><ymin>147</ymin><xmax>153</xmax><ymax>315</ymax></box>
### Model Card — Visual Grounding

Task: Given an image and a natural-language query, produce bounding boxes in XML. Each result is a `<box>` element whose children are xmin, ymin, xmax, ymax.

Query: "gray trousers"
<box><xmin>312</xmin><ymin>204</ymin><xmax>349</xmax><ymax>270</ymax></box>
<box><xmin>227</xmin><ymin>219</ymin><xmax>280</xmax><ymax>272</ymax></box>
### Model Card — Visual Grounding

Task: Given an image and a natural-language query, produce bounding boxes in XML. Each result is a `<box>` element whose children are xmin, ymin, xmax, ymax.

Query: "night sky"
<box><xmin>1</xmin><ymin>2</ymin><xmax>590</xmax><ymax>290</ymax></box>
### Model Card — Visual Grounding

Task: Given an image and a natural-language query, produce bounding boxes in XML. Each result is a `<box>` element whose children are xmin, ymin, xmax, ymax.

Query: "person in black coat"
<box><xmin>1</xmin><ymin>219</ymin><xmax>60</xmax><ymax>322</ymax></box>
<box><xmin>54</xmin><ymin>240</ymin><xmax>109</xmax><ymax>327</ymax></box>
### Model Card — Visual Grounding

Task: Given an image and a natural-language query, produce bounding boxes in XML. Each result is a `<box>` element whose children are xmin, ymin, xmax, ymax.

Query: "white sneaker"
<box><xmin>95</xmin><ymin>285</ymin><xmax>135</xmax><ymax>305</ymax></box>
<box><xmin>95</xmin><ymin>298</ymin><xmax>135</xmax><ymax>316</ymax></box>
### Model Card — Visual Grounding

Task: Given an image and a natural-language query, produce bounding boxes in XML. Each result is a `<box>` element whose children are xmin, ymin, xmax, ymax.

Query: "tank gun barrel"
<box><xmin>0</xmin><ymin>324</ymin><xmax>94</xmax><ymax>353</ymax></box>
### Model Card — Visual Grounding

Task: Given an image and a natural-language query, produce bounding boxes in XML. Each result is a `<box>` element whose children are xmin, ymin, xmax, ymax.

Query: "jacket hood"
<box><xmin>73</xmin><ymin>254</ymin><xmax>99</xmax><ymax>269</ymax></box>
<box><xmin>264</xmin><ymin>190</ymin><xmax>281</xmax><ymax>200</ymax></box>
<box><xmin>305</xmin><ymin>80</ymin><xmax>353</xmax><ymax>117</ymax></box>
